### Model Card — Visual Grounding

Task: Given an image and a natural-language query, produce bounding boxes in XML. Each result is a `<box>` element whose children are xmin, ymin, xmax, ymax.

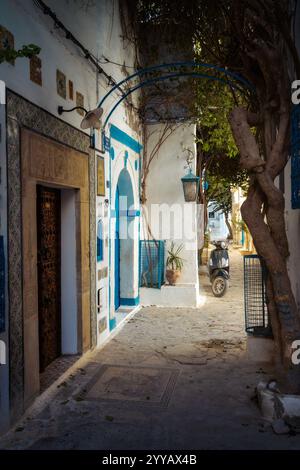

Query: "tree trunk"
<box><xmin>229</xmin><ymin>107</ymin><xmax>300</xmax><ymax>393</ymax></box>
<box><xmin>224</xmin><ymin>213</ymin><xmax>233</xmax><ymax>240</ymax></box>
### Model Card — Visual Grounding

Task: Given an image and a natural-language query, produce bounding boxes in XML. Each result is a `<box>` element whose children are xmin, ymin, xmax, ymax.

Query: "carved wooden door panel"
<box><xmin>37</xmin><ymin>185</ymin><xmax>61</xmax><ymax>372</ymax></box>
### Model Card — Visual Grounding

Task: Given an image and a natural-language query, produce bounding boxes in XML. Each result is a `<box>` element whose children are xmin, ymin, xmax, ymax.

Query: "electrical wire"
<box><xmin>33</xmin><ymin>0</ymin><xmax>138</xmax><ymax>110</ymax></box>
<box><xmin>99</xmin><ymin>55</ymin><xmax>137</xmax><ymax>69</ymax></box>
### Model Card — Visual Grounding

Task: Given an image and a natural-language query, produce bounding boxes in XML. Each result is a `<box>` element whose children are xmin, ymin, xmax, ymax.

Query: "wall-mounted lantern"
<box><xmin>181</xmin><ymin>148</ymin><xmax>200</xmax><ymax>202</ymax></box>
<box><xmin>181</xmin><ymin>168</ymin><xmax>200</xmax><ymax>202</ymax></box>
<box><xmin>57</xmin><ymin>105</ymin><xmax>103</xmax><ymax>129</ymax></box>
<box><xmin>57</xmin><ymin>105</ymin><xmax>103</xmax><ymax>150</ymax></box>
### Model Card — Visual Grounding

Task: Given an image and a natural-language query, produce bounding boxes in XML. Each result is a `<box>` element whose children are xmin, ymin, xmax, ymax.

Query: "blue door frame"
<box><xmin>114</xmin><ymin>186</ymin><xmax>120</xmax><ymax>310</ymax></box>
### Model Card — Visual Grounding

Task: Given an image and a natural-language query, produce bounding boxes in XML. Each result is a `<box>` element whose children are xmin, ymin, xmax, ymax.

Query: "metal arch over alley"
<box><xmin>97</xmin><ymin>61</ymin><xmax>254</xmax><ymax>130</ymax></box>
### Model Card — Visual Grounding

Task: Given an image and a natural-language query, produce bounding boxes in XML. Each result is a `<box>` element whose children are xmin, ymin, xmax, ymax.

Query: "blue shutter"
<box><xmin>97</xmin><ymin>220</ymin><xmax>104</xmax><ymax>262</ymax></box>
<box><xmin>291</xmin><ymin>105</ymin><xmax>300</xmax><ymax>209</ymax></box>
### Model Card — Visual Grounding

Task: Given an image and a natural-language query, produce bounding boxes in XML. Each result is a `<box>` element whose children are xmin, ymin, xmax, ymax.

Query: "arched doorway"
<box><xmin>114</xmin><ymin>168</ymin><xmax>135</xmax><ymax>311</ymax></box>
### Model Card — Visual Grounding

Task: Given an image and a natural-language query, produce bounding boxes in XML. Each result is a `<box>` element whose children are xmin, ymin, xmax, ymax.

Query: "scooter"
<box><xmin>208</xmin><ymin>241</ymin><xmax>230</xmax><ymax>297</ymax></box>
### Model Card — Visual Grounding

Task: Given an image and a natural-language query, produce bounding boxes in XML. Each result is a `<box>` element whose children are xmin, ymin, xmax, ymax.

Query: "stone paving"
<box><xmin>1</xmin><ymin>248</ymin><xmax>300</xmax><ymax>449</ymax></box>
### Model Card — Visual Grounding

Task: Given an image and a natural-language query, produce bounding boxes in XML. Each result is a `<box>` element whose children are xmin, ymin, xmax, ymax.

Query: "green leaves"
<box><xmin>166</xmin><ymin>242</ymin><xmax>184</xmax><ymax>272</ymax></box>
<box><xmin>205</xmin><ymin>157</ymin><xmax>248</xmax><ymax>217</ymax></box>
<box><xmin>0</xmin><ymin>44</ymin><xmax>41</xmax><ymax>64</ymax></box>
<box><xmin>195</xmin><ymin>77</ymin><xmax>241</xmax><ymax>160</ymax></box>
<box><xmin>194</xmin><ymin>60</ymin><xmax>249</xmax><ymax>213</ymax></box>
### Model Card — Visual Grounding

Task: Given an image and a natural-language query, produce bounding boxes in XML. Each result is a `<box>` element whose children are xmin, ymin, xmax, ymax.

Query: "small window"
<box><xmin>209</xmin><ymin>212</ymin><xmax>215</xmax><ymax>219</ymax></box>
<box><xmin>97</xmin><ymin>219</ymin><xmax>104</xmax><ymax>262</ymax></box>
<box><xmin>97</xmin><ymin>288</ymin><xmax>103</xmax><ymax>314</ymax></box>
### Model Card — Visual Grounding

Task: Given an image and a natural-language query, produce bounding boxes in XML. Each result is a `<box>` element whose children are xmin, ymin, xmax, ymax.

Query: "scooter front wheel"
<box><xmin>211</xmin><ymin>276</ymin><xmax>228</xmax><ymax>297</ymax></box>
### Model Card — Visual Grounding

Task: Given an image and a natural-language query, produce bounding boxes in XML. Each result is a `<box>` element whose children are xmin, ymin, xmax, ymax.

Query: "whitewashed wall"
<box><xmin>207</xmin><ymin>203</ymin><xmax>229</xmax><ymax>242</ymax></box>
<box><xmin>109</xmin><ymin>137</ymin><xmax>140</xmax><ymax>320</ymax></box>
<box><xmin>140</xmin><ymin>122</ymin><xmax>202</xmax><ymax>307</ymax></box>
<box><xmin>0</xmin><ymin>0</ymin><xmax>139</xmax><ymax>135</ymax></box>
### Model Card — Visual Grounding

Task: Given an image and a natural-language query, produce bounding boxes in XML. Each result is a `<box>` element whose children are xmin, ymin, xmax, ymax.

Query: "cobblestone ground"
<box><xmin>1</xmin><ymin>248</ymin><xmax>300</xmax><ymax>450</ymax></box>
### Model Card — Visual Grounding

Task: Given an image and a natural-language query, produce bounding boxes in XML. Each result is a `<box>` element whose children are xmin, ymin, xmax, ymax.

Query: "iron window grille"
<box><xmin>139</xmin><ymin>240</ymin><xmax>165</xmax><ymax>289</ymax></box>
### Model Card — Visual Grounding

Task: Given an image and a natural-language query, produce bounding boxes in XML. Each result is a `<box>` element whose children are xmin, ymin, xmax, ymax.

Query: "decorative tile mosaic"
<box><xmin>98</xmin><ymin>267</ymin><xmax>108</xmax><ymax>280</ymax></box>
<box><xmin>76</xmin><ymin>91</ymin><xmax>84</xmax><ymax>115</ymax></box>
<box><xmin>7</xmin><ymin>92</ymin><xmax>90</xmax><ymax>153</ymax></box>
<box><xmin>6</xmin><ymin>90</ymin><xmax>96</xmax><ymax>419</ymax></box>
<box><xmin>97</xmin><ymin>156</ymin><xmax>105</xmax><ymax>196</ymax></box>
<box><xmin>77</xmin><ymin>365</ymin><xmax>180</xmax><ymax>408</ymax></box>
<box><xmin>30</xmin><ymin>56</ymin><xmax>42</xmax><ymax>86</ymax></box>
<box><xmin>0</xmin><ymin>25</ymin><xmax>15</xmax><ymax>65</ymax></box>
<box><xmin>7</xmin><ymin>117</ymin><xmax>24</xmax><ymax>419</ymax></box>
<box><xmin>56</xmin><ymin>69</ymin><xmax>66</xmax><ymax>99</ymax></box>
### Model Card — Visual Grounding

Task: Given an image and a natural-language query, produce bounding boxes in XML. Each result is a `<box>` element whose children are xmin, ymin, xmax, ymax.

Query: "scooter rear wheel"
<box><xmin>212</xmin><ymin>276</ymin><xmax>228</xmax><ymax>297</ymax></box>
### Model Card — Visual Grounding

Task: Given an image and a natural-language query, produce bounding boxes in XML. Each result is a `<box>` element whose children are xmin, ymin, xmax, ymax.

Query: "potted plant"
<box><xmin>166</xmin><ymin>242</ymin><xmax>184</xmax><ymax>285</ymax></box>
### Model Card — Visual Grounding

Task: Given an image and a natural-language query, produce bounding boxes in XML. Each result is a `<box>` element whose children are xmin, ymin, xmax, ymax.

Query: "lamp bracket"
<box><xmin>58</xmin><ymin>105</ymin><xmax>88</xmax><ymax>115</ymax></box>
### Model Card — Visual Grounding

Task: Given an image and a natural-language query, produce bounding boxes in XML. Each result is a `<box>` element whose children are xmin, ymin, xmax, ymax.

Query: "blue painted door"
<box><xmin>114</xmin><ymin>186</ymin><xmax>120</xmax><ymax>310</ymax></box>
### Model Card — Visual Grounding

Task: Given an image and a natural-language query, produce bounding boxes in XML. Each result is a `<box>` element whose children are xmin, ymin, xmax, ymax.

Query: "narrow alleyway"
<box><xmin>1</xmin><ymin>248</ymin><xmax>300</xmax><ymax>450</ymax></box>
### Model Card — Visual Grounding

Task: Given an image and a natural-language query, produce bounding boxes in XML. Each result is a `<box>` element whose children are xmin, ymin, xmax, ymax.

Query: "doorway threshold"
<box><xmin>115</xmin><ymin>307</ymin><xmax>135</xmax><ymax>326</ymax></box>
<box><xmin>40</xmin><ymin>354</ymin><xmax>81</xmax><ymax>393</ymax></box>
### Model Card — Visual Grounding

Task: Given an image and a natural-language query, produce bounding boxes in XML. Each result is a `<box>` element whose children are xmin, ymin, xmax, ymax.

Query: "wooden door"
<box><xmin>37</xmin><ymin>185</ymin><xmax>61</xmax><ymax>372</ymax></box>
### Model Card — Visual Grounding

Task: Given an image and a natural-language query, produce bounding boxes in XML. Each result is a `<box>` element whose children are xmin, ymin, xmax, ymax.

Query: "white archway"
<box><xmin>114</xmin><ymin>167</ymin><xmax>136</xmax><ymax>309</ymax></box>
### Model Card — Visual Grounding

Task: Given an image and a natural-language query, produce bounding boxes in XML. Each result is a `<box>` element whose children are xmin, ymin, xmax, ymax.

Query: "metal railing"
<box><xmin>244</xmin><ymin>254</ymin><xmax>272</xmax><ymax>337</ymax></box>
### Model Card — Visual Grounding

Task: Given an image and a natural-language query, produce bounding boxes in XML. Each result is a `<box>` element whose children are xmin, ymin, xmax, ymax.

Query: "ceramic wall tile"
<box><xmin>56</xmin><ymin>69</ymin><xmax>66</xmax><ymax>99</ymax></box>
<box><xmin>30</xmin><ymin>56</ymin><xmax>42</xmax><ymax>86</ymax></box>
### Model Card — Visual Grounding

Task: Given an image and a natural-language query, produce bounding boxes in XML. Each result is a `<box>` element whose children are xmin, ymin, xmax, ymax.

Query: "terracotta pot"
<box><xmin>166</xmin><ymin>269</ymin><xmax>181</xmax><ymax>286</ymax></box>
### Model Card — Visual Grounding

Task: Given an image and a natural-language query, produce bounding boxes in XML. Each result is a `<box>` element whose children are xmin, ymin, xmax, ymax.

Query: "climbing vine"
<box><xmin>140</xmin><ymin>122</ymin><xmax>182</xmax><ymax>204</ymax></box>
<box><xmin>0</xmin><ymin>44</ymin><xmax>41</xmax><ymax>64</ymax></box>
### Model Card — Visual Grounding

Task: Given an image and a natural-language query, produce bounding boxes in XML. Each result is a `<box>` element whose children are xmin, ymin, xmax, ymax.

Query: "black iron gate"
<box><xmin>244</xmin><ymin>254</ymin><xmax>272</xmax><ymax>337</ymax></box>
